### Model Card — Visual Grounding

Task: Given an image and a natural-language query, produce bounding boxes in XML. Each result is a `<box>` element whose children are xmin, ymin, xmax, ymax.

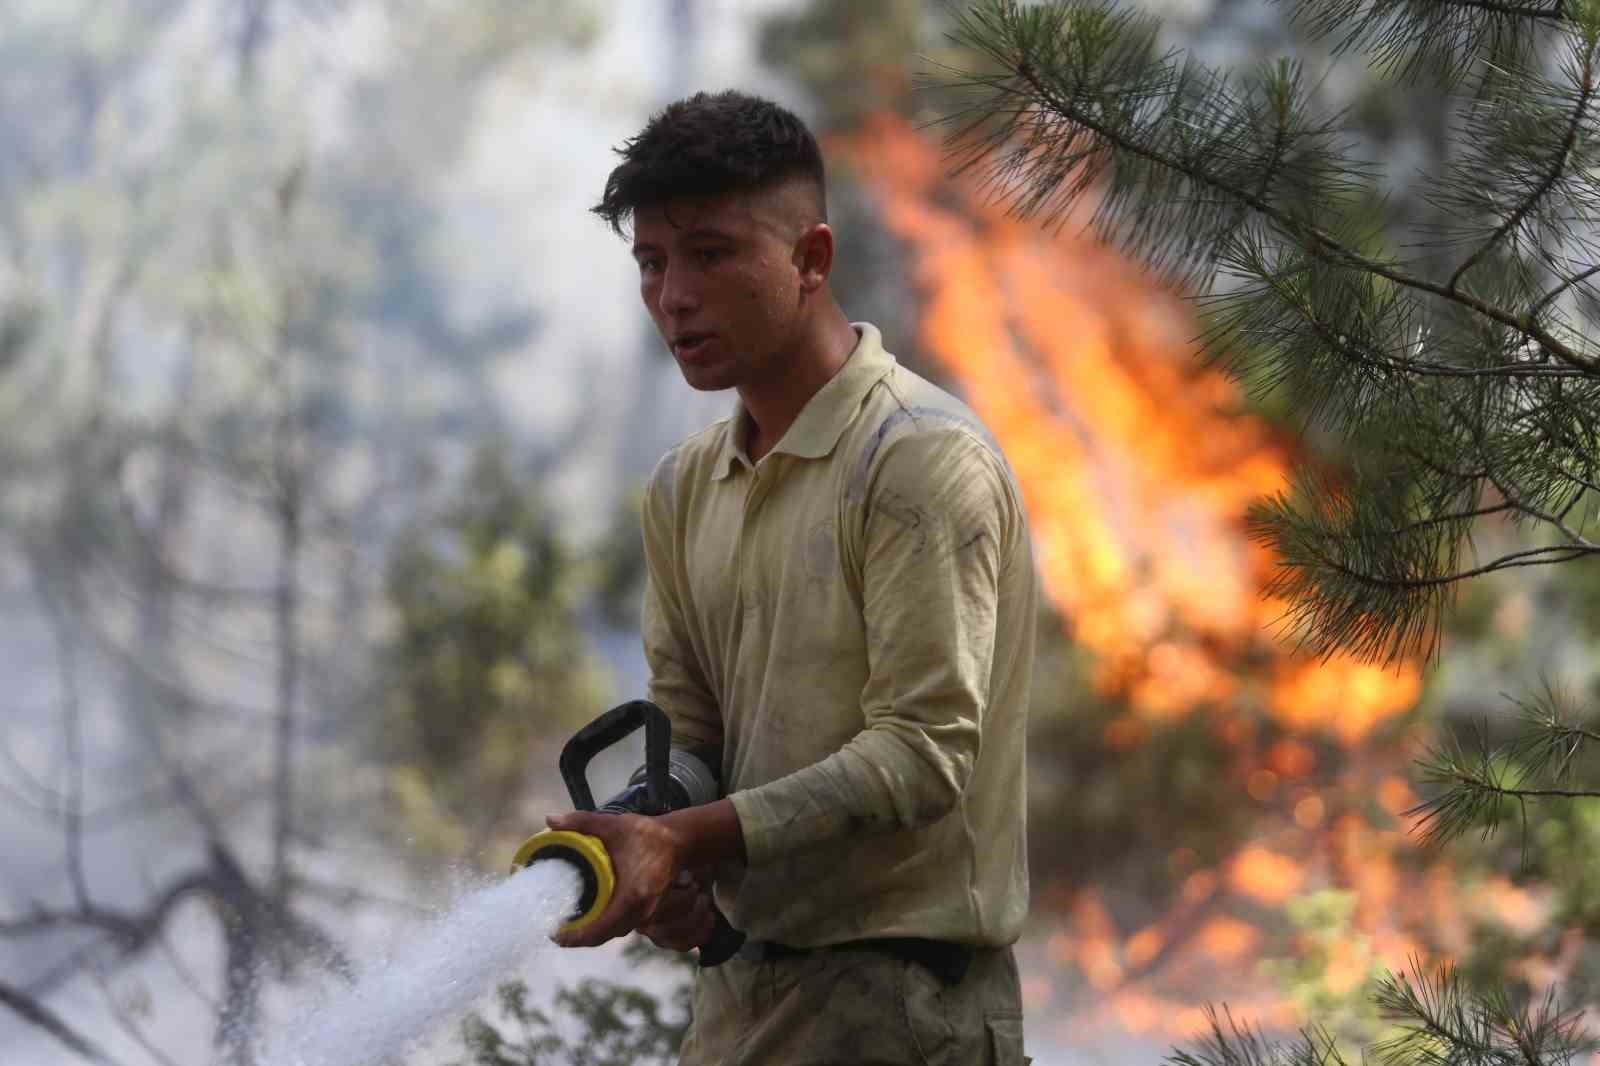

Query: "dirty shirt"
<box><xmin>642</xmin><ymin>322</ymin><xmax>1036</xmax><ymax>948</ymax></box>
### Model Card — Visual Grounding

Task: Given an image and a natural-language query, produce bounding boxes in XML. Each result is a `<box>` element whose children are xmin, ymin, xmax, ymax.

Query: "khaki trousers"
<box><xmin>678</xmin><ymin>944</ymin><xmax>1030</xmax><ymax>1066</ymax></box>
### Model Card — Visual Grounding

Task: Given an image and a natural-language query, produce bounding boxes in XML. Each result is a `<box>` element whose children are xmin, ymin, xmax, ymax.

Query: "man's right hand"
<box><xmin>640</xmin><ymin>870</ymin><xmax>715</xmax><ymax>953</ymax></box>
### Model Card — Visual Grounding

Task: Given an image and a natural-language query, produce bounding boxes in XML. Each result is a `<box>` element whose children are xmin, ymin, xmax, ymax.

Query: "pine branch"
<box><xmin>1408</xmin><ymin>691</ymin><xmax>1600</xmax><ymax>848</ymax></box>
<box><xmin>1166</xmin><ymin>1005</ymin><xmax>1350</xmax><ymax>1066</ymax></box>
<box><xmin>1502</xmin><ymin>681</ymin><xmax>1600</xmax><ymax>781</ymax></box>
<box><xmin>939</xmin><ymin>2</ymin><xmax>1600</xmax><ymax>374</ymax></box>
<box><xmin>1532</xmin><ymin>261</ymin><xmax>1600</xmax><ymax>315</ymax></box>
<box><xmin>1484</xmin><ymin>468</ymin><xmax>1598</xmax><ymax>548</ymax></box>
<box><xmin>935</xmin><ymin>2</ymin><xmax>1600</xmax><ymax>661</ymax></box>
<box><xmin>1249</xmin><ymin>454</ymin><xmax>1598</xmax><ymax>662</ymax></box>
<box><xmin>1446</xmin><ymin>41</ymin><xmax>1597</xmax><ymax>291</ymax></box>
<box><xmin>1282</xmin><ymin>0</ymin><xmax>1572</xmax><ymax>88</ymax></box>
<box><xmin>1373</xmin><ymin>960</ymin><xmax>1598</xmax><ymax>1065</ymax></box>
<box><xmin>1371</xmin><ymin>961</ymin><xmax>1499</xmax><ymax>1063</ymax></box>
<box><xmin>938</xmin><ymin>3</ymin><xmax>1369</xmax><ymax>289</ymax></box>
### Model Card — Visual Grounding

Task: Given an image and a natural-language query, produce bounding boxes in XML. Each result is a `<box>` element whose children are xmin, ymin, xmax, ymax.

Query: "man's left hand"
<box><xmin>545</xmin><ymin>809</ymin><xmax>685</xmax><ymax>948</ymax></box>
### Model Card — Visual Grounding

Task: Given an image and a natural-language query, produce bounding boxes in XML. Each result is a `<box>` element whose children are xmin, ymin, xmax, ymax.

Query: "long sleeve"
<box><xmin>728</xmin><ymin>427</ymin><xmax>1018</xmax><ymax>866</ymax></box>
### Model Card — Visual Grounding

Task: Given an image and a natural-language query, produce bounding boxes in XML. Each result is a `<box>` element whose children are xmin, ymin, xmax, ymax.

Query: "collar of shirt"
<box><xmin>710</xmin><ymin>322</ymin><xmax>896</xmax><ymax>481</ymax></box>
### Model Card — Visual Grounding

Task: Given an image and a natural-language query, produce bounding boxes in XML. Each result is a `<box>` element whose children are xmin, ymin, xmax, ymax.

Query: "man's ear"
<box><xmin>794</xmin><ymin>223</ymin><xmax>835</xmax><ymax>293</ymax></box>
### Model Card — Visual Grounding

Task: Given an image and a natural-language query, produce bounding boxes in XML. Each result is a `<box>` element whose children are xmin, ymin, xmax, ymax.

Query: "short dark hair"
<box><xmin>592</xmin><ymin>90</ymin><xmax>826</xmax><ymax>237</ymax></box>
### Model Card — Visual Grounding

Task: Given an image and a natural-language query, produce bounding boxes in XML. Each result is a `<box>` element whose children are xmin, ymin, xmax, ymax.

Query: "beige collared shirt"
<box><xmin>642</xmin><ymin>323</ymin><xmax>1035</xmax><ymax>948</ymax></box>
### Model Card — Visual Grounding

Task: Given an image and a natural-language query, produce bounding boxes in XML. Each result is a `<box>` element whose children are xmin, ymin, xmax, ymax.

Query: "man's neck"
<box><xmin>741</xmin><ymin>308</ymin><xmax>859</xmax><ymax>463</ymax></box>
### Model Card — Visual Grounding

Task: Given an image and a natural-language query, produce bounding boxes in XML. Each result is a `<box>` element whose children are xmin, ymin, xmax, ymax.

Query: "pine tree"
<box><xmin>938</xmin><ymin>1</ymin><xmax>1600</xmax><ymax>1061</ymax></box>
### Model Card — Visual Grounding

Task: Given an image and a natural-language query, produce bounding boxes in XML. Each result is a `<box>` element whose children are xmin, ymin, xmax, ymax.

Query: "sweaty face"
<box><xmin>631</xmin><ymin>187</ymin><xmax>813</xmax><ymax>393</ymax></box>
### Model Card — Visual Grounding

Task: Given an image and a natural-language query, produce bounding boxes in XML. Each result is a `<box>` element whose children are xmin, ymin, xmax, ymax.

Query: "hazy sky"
<box><xmin>464</xmin><ymin>0</ymin><xmax>807</xmax><ymax>539</ymax></box>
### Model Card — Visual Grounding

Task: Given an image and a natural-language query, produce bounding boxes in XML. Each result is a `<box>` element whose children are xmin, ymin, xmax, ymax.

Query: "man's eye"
<box><xmin>696</xmin><ymin>248</ymin><xmax>724</xmax><ymax>265</ymax></box>
<box><xmin>639</xmin><ymin>259</ymin><xmax>663</xmax><ymax>275</ymax></box>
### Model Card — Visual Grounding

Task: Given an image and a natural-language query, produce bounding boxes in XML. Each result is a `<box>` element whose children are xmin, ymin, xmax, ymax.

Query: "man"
<box><xmin>546</xmin><ymin>90</ymin><xmax>1036</xmax><ymax>1065</ymax></box>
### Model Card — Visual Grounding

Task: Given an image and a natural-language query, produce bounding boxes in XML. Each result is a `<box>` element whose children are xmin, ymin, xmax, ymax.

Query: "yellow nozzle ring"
<box><xmin>511</xmin><ymin>829</ymin><xmax>615</xmax><ymax>935</ymax></box>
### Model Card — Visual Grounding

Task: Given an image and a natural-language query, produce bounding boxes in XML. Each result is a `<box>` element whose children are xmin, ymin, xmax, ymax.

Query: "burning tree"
<box><xmin>936</xmin><ymin>0</ymin><xmax>1600</xmax><ymax>1061</ymax></box>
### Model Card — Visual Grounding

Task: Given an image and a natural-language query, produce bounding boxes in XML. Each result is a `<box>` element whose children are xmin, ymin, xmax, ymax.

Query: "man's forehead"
<box><xmin>632</xmin><ymin>183</ymin><xmax>816</xmax><ymax>245</ymax></box>
<box><xmin>634</xmin><ymin>194</ymin><xmax>757</xmax><ymax>237</ymax></box>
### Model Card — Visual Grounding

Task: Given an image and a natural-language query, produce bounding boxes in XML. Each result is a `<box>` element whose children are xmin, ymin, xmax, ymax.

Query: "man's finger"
<box><xmin>545</xmin><ymin>810</ymin><xmax>614</xmax><ymax>839</ymax></box>
<box><xmin>641</xmin><ymin>892</ymin><xmax>713</xmax><ymax>952</ymax></box>
<box><xmin>648</xmin><ymin>883</ymin><xmax>698</xmax><ymax>926</ymax></box>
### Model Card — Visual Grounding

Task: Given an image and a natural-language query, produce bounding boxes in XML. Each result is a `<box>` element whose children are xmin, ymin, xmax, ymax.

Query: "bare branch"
<box><xmin>44</xmin><ymin>579</ymin><xmax>91</xmax><ymax>911</ymax></box>
<box><xmin>0</xmin><ymin>978</ymin><xmax>123</xmax><ymax>1065</ymax></box>
<box><xmin>0</xmin><ymin>871</ymin><xmax>214</xmax><ymax>955</ymax></box>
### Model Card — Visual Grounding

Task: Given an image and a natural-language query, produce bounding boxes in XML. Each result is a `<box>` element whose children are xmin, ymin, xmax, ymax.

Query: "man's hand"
<box><xmin>546</xmin><ymin>809</ymin><xmax>684</xmax><ymax>949</ymax></box>
<box><xmin>639</xmin><ymin>870</ymin><xmax>715</xmax><ymax>952</ymax></box>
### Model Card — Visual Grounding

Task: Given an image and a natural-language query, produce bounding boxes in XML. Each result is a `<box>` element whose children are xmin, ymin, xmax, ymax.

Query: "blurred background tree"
<box><xmin>0</xmin><ymin>0</ymin><xmax>603</xmax><ymax>1061</ymax></box>
<box><xmin>377</xmin><ymin>445</ymin><xmax>604</xmax><ymax>864</ymax></box>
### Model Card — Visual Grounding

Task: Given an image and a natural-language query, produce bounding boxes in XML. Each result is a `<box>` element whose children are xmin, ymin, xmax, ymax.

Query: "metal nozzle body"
<box><xmin>599</xmin><ymin>748</ymin><xmax>719</xmax><ymax>816</ymax></box>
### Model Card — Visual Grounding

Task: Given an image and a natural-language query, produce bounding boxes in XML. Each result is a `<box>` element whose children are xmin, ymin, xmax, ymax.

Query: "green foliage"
<box><xmin>1170</xmin><ymin>962</ymin><xmax>1599</xmax><ymax>1066</ymax></box>
<box><xmin>1168</xmin><ymin>1007</ymin><xmax>1350</xmax><ymax>1066</ymax></box>
<box><xmin>940</xmin><ymin>0</ymin><xmax>1600</xmax><ymax>1062</ymax></box>
<box><xmin>1409</xmin><ymin>685</ymin><xmax>1600</xmax><ymax>850</ymax></box>
<box><xmin>1530</xmin><ymin>800</ymin><xmax>1600</xmax><ymax>932</ymax></box>
<box><xmin>1371</xmin><ymin>962</ymin><xmax>1597</xmax><ymax>1066</ymax></box>
<box><xmin>449</xmin><ymin>939</ymin><xmax>691</xmax><ymax>1066</ymax></box>
<box><xmin>940</xmin><ymin>0</ymin><xmax>1600</xmax><ymax>666</ymax></box>
<box><xmin>592</xmin><ymin>491</ymin><xmax>647</xmax><ymax>630</ymax></box>
<box><xmin>1260</xmin><ymin>891</ymin><xmax>1386</xmax><ymax>1053</ymax></box>
<box><xmin>1287</xmin><ymin>0</ymin><xmax>1573</xmax><ymax>88</ymax></box>
<box><xmin>378</xmin><ymin>445</ymin><xmax>604</xmax><ymax>858</ymax></box>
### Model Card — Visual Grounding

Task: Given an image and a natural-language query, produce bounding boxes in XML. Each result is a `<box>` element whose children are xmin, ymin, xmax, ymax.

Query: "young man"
<box><xmin>546</xmin><ymin>90</ymin><xmax>1036</xmax><ymax>1065</ymax></box>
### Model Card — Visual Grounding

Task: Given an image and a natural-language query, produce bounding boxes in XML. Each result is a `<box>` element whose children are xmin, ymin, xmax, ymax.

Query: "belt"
<box><xmin>735</xmin><ymin>937</ymin><xmax>975</xmax><ymax>987</ymax></box>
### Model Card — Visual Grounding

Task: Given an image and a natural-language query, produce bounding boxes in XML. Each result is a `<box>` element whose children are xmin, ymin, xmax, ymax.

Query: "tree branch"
<box><xmin>0</xmin><ymin>871</ymin><xmax>214</xmax><ymax>955</ymax></box>
<box><xmin>0</xmin><ymin>978</ymin><xmax>123</xmax><ymax>1065</ymax></box>
<box><xmin>991</xmin><ymin>36</ymin><xmax>1600</xmax><ymax>373</ymax></box>
<box><xmin>43</xmin><ymin>577</ymin><xmax>91</xmax><ymax>911</ymax></box>
<box><xmin>1311</xmin><ymin>541</ymin><xmax>1596</xmax><ymax>591</ymax></box>
<box><xmin>86</xmin><ymin>959</ymin><xmax>184</xmax><ymax>1066</ymax></box>
<box><xmin>1531</xmin><ymin>261</ymin><xmax>1600</xmax><ymax>316</ymax></box>
<box><xmin>1446</xmin><ymin>42</ymin><xmax>1595</xmax><ymax>292</ymax></box>
<box><xmin>1423</xmin><ymin>0</ymin><xmax>1570</xmax><ymax>18</ymax></box>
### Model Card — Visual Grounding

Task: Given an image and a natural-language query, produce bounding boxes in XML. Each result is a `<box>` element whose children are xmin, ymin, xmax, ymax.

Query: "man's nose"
<box><xmin>657</xmin><ymin>262</ymin><xmax>699</xmax><ymax>317</ymax></box>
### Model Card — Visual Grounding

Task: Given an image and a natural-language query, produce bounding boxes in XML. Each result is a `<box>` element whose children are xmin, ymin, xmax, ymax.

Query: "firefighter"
<box><xmin>546</xmin><ymin>89</ymin><xmax>1036</xmax><ymax>1066</ymax></box>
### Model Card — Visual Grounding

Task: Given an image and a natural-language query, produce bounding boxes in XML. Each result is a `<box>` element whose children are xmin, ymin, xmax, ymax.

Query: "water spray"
<box><xmin>511</xmin><ymin>700</ymin><xmax>737</xmax><ymax>952</ymax></box>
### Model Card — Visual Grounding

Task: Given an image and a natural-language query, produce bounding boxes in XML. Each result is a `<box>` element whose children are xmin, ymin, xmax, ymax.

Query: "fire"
<box><xmin>1271</xmin><ymin>658</ymin><xmax>1423</xmax><ymax>742</ymax></box>
<box><xmin>840</xmin><ymin>115</ymin><xmax>1418</xmax><ymax>731</ymax></box>
<box><xmin>1228</xmin><ymin>846</ymin><xmax>1305</xmax><ymax>904</ymax></box>
<box><xmin>835</xmin><ymin>114</ymin><xmax>1494</xmax><ymax>1041</ymax></box>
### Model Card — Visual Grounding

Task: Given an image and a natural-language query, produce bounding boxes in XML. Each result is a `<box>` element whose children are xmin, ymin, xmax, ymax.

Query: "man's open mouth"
<box><xmin>673</xmin><ymin>333</ymin><xmax>713</xmax><ymax>356</ymax></box>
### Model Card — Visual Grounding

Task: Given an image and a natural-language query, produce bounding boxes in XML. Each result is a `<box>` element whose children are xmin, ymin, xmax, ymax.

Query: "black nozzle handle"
<box><xmin>559</xmin><ymin>700</ymin><xmax>672</xmax><ymax>814</ymax></box>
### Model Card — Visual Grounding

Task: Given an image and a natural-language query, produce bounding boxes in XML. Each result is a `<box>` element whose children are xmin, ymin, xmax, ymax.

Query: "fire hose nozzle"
<box><xmin>510</xmin><ymin>700</ymin><xmax>719</xmax><ymax>935</ymax></box>
<box><xmin>511</xmin><ymin>828</ymin><xmax>615</xmax><ymax>935</ymax></box>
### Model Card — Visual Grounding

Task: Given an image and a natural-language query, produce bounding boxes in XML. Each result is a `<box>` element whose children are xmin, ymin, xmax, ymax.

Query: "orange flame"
<box><xmin>840</xmin><ymin>115</ymin><xmax>1420</xmax><ymax>732</ymax></box>
<box><xmin>835</xmin><ymin>115</ymin><xmax>1486</xmax><ymax>1040</ymax></box>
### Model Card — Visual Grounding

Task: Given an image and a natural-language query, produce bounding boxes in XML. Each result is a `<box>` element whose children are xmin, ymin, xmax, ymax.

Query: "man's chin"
<box><xmin>677</xmin><ymin>365</ymin><xmax>738</xmax><ymax>392</ymax></box>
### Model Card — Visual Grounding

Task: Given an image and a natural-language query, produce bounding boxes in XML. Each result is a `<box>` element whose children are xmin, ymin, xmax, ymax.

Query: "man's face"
<box><xmin>631</xmin><ymin>184</ymin><xmax>817</xmax><ymax>392</ymax></box>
